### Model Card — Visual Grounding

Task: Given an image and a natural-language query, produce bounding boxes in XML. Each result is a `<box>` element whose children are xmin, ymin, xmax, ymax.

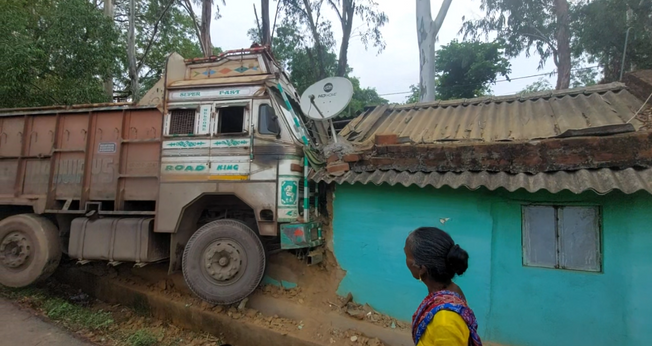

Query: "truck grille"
<box><xmin>169</xmin><ymin>109</ymin><xmax>196</xmax><ymax>135</ymax></box>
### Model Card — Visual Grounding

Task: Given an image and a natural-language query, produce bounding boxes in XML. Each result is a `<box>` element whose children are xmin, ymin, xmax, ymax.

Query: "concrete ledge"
<box><xmin>55</xmin><ymin>268</ymin><xmax>324</xmax><ymax>346</ymax></box>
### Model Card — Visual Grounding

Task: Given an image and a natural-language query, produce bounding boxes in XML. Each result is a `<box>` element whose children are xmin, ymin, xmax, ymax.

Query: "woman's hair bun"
<box><xmin>446</xmin><ymin>244</ymin><xmax>469</xmax><ymax>276</ymax></box>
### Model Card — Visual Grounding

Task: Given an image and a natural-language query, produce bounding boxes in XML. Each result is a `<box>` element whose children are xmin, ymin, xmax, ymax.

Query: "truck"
<box><xmin>0</xmin><ymin>46</ymin><xmax>325</xmax><ymax>305</ymax></box>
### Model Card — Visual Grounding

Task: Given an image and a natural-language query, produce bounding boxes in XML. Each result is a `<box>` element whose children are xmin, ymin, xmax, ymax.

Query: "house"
<box><xmin>312</xmin><ymin>78</ymin><xmax>652</xmax><ymax>346</ymax></box>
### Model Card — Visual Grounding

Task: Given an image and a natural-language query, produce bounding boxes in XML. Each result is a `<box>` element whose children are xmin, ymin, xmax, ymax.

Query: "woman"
<box><xmin>405</xmin><ymin>227</ymin><xmax>482</xmax><ymax>346</ymax></box>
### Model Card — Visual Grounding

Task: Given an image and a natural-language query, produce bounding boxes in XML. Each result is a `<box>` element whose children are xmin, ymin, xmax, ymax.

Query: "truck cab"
<box><xmin>143</xmin><ymin>47</ymin><xmax>322</xmax><ymax>304</ymax></box>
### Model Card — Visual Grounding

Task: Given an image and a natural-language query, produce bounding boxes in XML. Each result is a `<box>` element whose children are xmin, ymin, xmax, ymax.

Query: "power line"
<box><xmin>379</xmin><ymin>65</ymin><xmax>600</xmax><ymax>97</ymax></box>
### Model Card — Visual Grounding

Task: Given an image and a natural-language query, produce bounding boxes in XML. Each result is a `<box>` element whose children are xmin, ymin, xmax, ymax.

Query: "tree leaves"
<box><xmin>0</xmin><ymin>0</ymin><xmax>120</xmax><ymax>107</ymax></box>
<box><xmin>572</xmin><ymin>0</ymin><xmax>652</xmax><ymax>82</ymax></box>
<box><xmin>407</xmin><ymin>40</ymin><xmax>511</xmax><ymax>101</ymax></box>
<box><xmin>249</xmin><ymin>4</ymin><xmax>387</xmax><ymax>119</ymax></box>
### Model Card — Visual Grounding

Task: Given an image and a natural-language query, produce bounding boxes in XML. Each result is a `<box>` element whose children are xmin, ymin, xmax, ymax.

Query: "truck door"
<box><xmin>210</xmin><ymin>101</ymin><xmax>252</xmax><ymax>180</ymax></box>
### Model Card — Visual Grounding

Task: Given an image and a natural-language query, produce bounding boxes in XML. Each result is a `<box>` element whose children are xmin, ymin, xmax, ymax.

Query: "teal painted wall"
<box><xmin>332</xmin><ymin>184</ymin><xmax>652</xmax><ymax>346</ymax></box>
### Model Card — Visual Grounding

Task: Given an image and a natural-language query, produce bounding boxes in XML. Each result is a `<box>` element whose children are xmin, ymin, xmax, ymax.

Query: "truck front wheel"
<box><xmin>0</xmin><ymin>214</ymin><xmax>61</xmax><ymax>287</ymax></box>
<box><xmin>182</xmin><ymin>219</ymin><xmax>266</xmax><ymax>305</ymax></box>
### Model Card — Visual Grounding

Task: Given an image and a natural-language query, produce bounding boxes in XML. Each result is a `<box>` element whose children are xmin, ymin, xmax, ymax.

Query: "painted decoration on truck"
<box><xmin>277</xmin><ymin>208</ymin><xmax>299</xmax><ymax>223</ymax></box>
<box><xmin>163</xmin><ymin>138</ymin><xmax>250</xmax><ymax>149</ymax></box>
<box><xmin>169</xmin><ymin>86</ymin><xmax>260</xmax><ymax>101</ymax></box>
<box><xmin>197</xmin><ymin>105</ymin><xmax>211</xmax><ymax>134</ymax></box>
<box><xmin>189</xmin><ymin>59</ymin><xmax>261</xmax><ymax>80</ymax></box>
<box><xmin>163</xmin><ymin>140</ymin><xmax>210</xmax><ymax>149</ymax></box>
<box><xmin>160</xmin><ymin>156</ymin><xmax>251</xmax><ymax>181</ymax></box>
<box><xmin>280</xmin><ymin>180</ymin><xmax>298</xmax><ymax>206</ymax></box>
<box><xmin>213</xmin><ymin>139</ymin><xmax>250</xmax><ymax>147</ymax></box>
<box><xmin>162</xmin><ymin>163</ymin><xmax>209</xmax><ymax>173</ymax></box>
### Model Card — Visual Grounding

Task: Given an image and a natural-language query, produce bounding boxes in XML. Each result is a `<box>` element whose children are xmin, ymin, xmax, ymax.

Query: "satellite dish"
<box><xmin>299</xmin><ymin>77</ymin><xmax>354</xmax><ymax>144</ymax></box>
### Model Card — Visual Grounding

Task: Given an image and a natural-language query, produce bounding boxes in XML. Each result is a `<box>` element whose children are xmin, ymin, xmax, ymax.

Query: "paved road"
<box><xmin>0</xmin><ymin>298</ymin><xmax>94</xmax><ymax>346</ymax></box>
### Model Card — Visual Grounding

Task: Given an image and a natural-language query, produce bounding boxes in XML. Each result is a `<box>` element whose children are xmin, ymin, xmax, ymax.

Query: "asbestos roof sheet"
<box><xmin>311</xmin><ymin>167</ymin><xmax>652</xmax><ymax>195</ymax></box>
<box><xmin>340</xmin><ymin>83</ymin><xmax>646</xmax><ymax>145</ymax></box>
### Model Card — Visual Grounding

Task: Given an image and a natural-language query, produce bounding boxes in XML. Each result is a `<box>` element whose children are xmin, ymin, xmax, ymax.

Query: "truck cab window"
<box><xmin>217</xmin><ymin>106</ymin><xmax>245</xmax><ymax>134</ymax></box>
<box><xmin>258</xmin><ymin>104</ymin><xmax>280</xmax><ymax>135</ymax></box>
<box><xmin>169</xmin><ymin>109</ymin><xmax>196</xmax><ymax>135</ymax></box>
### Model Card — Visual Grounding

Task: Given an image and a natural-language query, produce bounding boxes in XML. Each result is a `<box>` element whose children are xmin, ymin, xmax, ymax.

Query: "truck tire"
<box><xmin>0</xmin><ymin>214</ymin><xmax>61</xmax><ymax>287</ymax></box>
<box><xmin>182</xmin><ymin>219</ymin><xmax>266</xmax><ymax>305</ymax></box>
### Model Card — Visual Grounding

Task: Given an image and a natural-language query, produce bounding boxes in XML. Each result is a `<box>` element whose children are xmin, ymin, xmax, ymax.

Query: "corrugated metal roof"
<box><xmin>312</xmin><ymin>168</ymin><xmax>652</xmax><ymax>195</ymax></box>
<box><xmin>340</xmin><ymin>83</ymin><xmax>646</xmax><ymax>146</ymax></box>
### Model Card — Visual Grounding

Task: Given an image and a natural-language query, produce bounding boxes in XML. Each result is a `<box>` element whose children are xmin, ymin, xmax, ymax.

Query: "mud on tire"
<box><xmin>182</xmin><ymin>219</ymin><xmax>266</xmax><ymax>305</ymax></box>
<box><xmin>0</xmin><ymin>214</ymin><xmax>61</xmax><ymax>287</ymax></box>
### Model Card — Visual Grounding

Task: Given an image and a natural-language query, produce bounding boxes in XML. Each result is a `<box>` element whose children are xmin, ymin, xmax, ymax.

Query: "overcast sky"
<box><xmin>210</xmin><ymin>0</ymin><xmax>557</xmax><ymax>103</ymax></box>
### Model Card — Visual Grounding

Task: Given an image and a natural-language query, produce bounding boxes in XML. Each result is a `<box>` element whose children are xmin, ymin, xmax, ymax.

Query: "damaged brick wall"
<box><xmin>347</xmin><ymin>130</ymin><xmax>652</xmax><ymax>174</ymax></box>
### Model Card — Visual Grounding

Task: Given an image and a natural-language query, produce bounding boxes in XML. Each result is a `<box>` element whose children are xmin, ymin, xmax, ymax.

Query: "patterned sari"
<box><xmin>412</xmin><ymin>290</ymin><xmax>482</xmax><ymax>346</ymax></box>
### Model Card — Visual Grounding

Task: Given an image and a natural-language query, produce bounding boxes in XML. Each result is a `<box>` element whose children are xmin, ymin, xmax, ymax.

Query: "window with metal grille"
<box><xmin>522</xmin><ymin>205</ymin><xmax>602</xmax><ymax>272</ymax></box>
<box><xmin>168</xmin><ymin>109</ymin><xmax>196</xmax><ymax>135</ymax></box>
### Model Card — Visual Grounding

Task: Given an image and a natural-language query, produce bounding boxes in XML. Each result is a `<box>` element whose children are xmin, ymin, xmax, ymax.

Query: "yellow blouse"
<box><xmin>416</xmin><ymin>310</ymin><xmax>470</xmax><ymax>346</ymax></box>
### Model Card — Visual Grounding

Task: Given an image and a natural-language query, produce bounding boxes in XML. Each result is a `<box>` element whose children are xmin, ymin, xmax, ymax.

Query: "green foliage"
<box><xmin>571</xmin><ymin>66</ymin><xmax>598</xmax><ymax>88</ymax></box>
<box><xmin>520</xmin><ymin>65</ymin><xmax>597</xmax><ymax>95</ymax></box>
<box><xmin>434</xmin><ymin>40</ymin><xmax>511</xmax><ymax>100</ymax></box>
<box><xmin>461</xmin><ymin>0</ymin><xmax>560</xmax><ymax>70</ymax></box>
<box><xmin>0</xmin><ymin>0</ymin><xmax>121</xmax><ymax>107</ymax></box>
<box><xmin>521</xmin><ymin>78</ymin><xmax>553</xmax><ymax>94</ymax></box>
<box><xmin>248</xmin><ymin>16</ymin><xmax>387</xmax><ymax>119</ymax></box>
<box><xmin>405</xmin><ymin>40</ymin><xmax>510</xmax><ymax>102</ymax></box>
<box><xmin>45</xmin><ymin>298</ymin><xmax>115</xmax><ymax>330</ymax></box>
<box><xmin>326</xmin><ymin>0</ymin><xmax>389</xmax><ymax>53</ymax></box>
<box><xmin>343</xmin><ymin>76</ymin><xmax>387</xmax><ymax>118</ymax></box>
<box><xmin>572</xmin><ymin>0</ymin><xmax>652</xmax><ymax>82</ymax></box>
<box><xmin>405</xmin><ymin>85</ymin><xmax>421</xmax><ymax>104</ymax></box>
<box><xmin>127</xmin><ymin>329</ymin><xmax>160</xmax><ymax>346</ymax></box>
<box><xmin>114</xmin><ymin>0</ymin><xmax>206</xmax><ymax>98</ymax></box>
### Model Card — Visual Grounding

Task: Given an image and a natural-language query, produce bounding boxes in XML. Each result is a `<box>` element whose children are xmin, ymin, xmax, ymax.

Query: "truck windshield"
<box><xmin>270</xmin><ymin>89</ymin><xmax>305</xmax><ymax>143</ymax></box>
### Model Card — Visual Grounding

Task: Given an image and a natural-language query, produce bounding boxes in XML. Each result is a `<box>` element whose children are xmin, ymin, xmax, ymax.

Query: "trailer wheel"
<box><xmin>182</xmin><ymin>219</ymin><xmax>266</xmax><ymax>305</ymax></box>
<box><xmin>0</xmin><ymin>214</ymin><xmax>61</xmax><ymax>287</ymax></box>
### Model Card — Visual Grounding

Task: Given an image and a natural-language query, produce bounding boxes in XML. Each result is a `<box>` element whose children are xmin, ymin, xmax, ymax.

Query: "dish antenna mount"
<box><xmin>300</xmin><ymin>77</ymin><xmax>354</xmax><ymax>145</ymax></box>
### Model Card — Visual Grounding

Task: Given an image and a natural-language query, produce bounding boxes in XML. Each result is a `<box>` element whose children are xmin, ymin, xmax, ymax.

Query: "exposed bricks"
<box><xmin>353</xmin><ymin>130</ymin><xmax>652</xmax><ymax>174</ymax></box>
<box><xmin>375</xmin><ymin>134</ymin><xmax>398</xmax><ymax>145</ymax></box>
<box><xmin>342</xmin><ymin>154</ymin><xmax>362</xmax><ymax>163</ymax></box>
<box><xmin>327</xmin><ymin>154</ymin><xmax>339</xmax><ymax>164</ymax></box>
<box><xmin>623</xmin><ymin>70</ymin><xmax>652</xmax><ymax>101</ymax></box>
<box><xmin>369</xmin><ymin>157</ymin><xmax>395</xmax><ymax>166</ymax></box>
<box><xmin>326</xmin><ymin>162</ymin><xmax>350</xmax><ymax>174</ymax></box>
<box><xmin>290</xmin><ymin>163</ymin><xmax>303</xmax><ymax>173</ymax></box>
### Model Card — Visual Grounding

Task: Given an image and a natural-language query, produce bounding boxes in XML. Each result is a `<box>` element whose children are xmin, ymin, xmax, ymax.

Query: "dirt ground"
<box><xmin>66</xmin><ymin>217</ymin><xmax>407</xmax><ymax>346</ymax></box>
<box><xmin>49</xmin><ymin>200</ymin><xmax>408</xmax><ymax>346</ymax></box>
<box><xmin>1</xmin><ymin>279</ymin><xmax>226</xmax><ymax>346</ymax></box>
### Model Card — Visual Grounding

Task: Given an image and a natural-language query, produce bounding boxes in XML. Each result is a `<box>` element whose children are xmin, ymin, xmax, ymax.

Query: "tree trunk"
<box><xmin>336</xmin><ymin>0</ymin><xmax>354</xmax><ymax>77</ymax></box>
<box><xmin>128</xmin><ymin>0</ymin><xmax>139</xmax><ymax>101</ymax></box>
<box><xmin>301</xmin><ymin>0</ymin><xmax>326</xmax><ymax>79</ymax></box>
<box><xmin>554</xmin><ymin>0</ymin><xmax>571</xmax><ymax>90</ymax></box>
<box><xmin>416</xmin><ymin>0</ymin><xmax>452</xmax><ymax>102</ymax></box>
<box><xmin>103</xmin><ymin>0</ymin><xmax>114</xmax><ymax>101</ymax></box>
<box><xmin>201</xmin><ymin>0</ymin><xmax>213</xmax><ymax>57</ymax></box>
<box><xmin>261</xmin><ymin>0</ymin><xmax>271</xmax><ymax>46</ymax></box>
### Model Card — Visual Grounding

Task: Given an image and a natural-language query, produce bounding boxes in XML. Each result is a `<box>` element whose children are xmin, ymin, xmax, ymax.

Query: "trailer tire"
<box><xmin>0</xmin><ymin>214</ymin><xmax>61</xmax><ymax>287</ymax></box>
<box><xmin>182</xmin><ymin>219</ymin><xmax>266</xmax><ymax>305</ymax></box>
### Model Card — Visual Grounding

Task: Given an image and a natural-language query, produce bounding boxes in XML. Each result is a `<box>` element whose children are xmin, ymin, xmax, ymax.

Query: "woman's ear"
<box><xmin>417</xmin><ymin>265</ymin><xmax>427</xmax><ymax>279</ymax></box>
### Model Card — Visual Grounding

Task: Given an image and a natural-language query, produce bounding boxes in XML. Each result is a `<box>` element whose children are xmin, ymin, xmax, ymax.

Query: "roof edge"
<box><xmin>395</xmin><ymin>82</ymin><xmax>627</xmax><ymax>111</ymax></box>
<box><xmin>311</xmin><ymin>168</ymin><xmax>652</xmax><ymax>195</ymax></box>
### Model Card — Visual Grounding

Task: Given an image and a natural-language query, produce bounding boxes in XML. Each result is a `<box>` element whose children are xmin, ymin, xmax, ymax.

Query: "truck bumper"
<box><xmin>279</xmin><ymin>222</ymin><xmax>323</xmax><ymax>250</ymax></box>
